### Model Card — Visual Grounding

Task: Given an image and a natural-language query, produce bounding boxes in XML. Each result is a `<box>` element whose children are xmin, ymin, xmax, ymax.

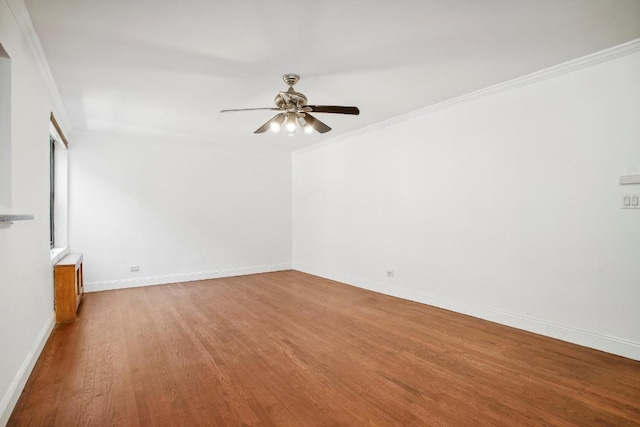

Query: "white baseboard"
<box><xmin>0</xmin><ymin>311</ymin><xmax>55</xmax><ymax>426</ymax></box>
<box><xmin>85</xmin><ymin>263</ymin><xmax>292</xmax><ymax>293</ymax></box>
<box><xmin>294</xmin><ymin>264</ymin><xmax>640</xmax><ymax>361</ymax></box>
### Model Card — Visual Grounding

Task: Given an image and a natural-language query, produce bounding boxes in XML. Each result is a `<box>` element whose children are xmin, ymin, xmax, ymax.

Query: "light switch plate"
<box><xmin>622</xmin><ymin>194</ymin><xmax>640</xmax><ymax>209</ymax></box>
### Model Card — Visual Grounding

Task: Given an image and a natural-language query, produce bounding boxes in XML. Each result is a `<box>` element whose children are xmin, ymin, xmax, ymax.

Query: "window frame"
<box><xmin>49</xmin><ymin>135</ymin><xmax>55</xmax><ymax>248</ymax></box>
<box><xmin>49</xmin><ymin>113</ymin><xmax>69</xmax><ymax>254</ymax></box>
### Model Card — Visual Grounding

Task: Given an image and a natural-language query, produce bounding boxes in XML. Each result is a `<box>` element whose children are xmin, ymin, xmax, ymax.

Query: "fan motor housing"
<box><xmin>274</xmin><ymin>90</ymin><xmax>308</xmax><ymax>110</ymax></box>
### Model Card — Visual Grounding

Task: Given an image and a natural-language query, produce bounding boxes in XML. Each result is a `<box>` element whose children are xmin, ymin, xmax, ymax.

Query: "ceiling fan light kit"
<box><xmin>221</xmin><ymin>74</ymin><xmax>360</xmax><ymax>135</ymax></box>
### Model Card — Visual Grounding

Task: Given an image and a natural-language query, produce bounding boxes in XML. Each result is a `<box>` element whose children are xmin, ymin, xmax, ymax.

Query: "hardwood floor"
<box><xmin>9</xmin><ymin>271</ymin><xmax>640</xmax><ymax>426</ymax></box>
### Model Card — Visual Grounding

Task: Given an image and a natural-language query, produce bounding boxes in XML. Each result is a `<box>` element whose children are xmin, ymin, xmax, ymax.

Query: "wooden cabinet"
<box><xmin>54</xmin><ymin>253</ymin><xmax>84</xmax><ymax>322</ymax></box>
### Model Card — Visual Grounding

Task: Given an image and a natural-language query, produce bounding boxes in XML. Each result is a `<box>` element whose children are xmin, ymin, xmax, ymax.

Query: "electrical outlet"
<box><xmin>387</xmin><ymin>270</ymin><xmax>394</xmax><ymax>278</ymax></box>
<box><xmin>130</xmin><ymin>265</ymin><xmax>140</xmax><ymax>272</ymax></box>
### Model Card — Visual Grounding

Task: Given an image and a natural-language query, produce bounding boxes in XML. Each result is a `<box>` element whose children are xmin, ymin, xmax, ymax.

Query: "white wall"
<box><xmin>293</xmin><ymin>50</ymin><xmax>640</xmax><ymax>360</ymax></box>
<box><xmin>0</xmin><ymin>1</ymin><xmax>59</xmax><ymax>423</ymax></box>
<box><xmin>68</xmin><ymin>131</ymin><xmax>292</xmax><ymax>291</ymax></box>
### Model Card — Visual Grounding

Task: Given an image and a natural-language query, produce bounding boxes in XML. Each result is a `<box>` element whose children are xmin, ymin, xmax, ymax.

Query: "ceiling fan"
<box><xmin>220</xmin><ymin>74</ymin><xmax>360</xmax><ymax>135</ymax></box>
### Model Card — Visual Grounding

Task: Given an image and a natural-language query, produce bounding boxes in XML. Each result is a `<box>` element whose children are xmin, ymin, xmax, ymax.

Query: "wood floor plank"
<box><xmin>8</xmin><ymin>271</ymin><xmax>640</xmax><ymax>426</ymax></box>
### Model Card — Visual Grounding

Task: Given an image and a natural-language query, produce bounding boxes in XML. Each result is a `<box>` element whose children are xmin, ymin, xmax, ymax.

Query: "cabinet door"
<box><xmin>55</xmin><ymin>265</ymin><xmax>77</xmax><ymax>322</ymax></box>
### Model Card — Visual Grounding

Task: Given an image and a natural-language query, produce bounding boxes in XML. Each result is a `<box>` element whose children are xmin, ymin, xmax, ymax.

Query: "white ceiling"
<box><xmin>24</xmin><ymin>0</ymin><xmax>640</xmax><ymax>152</ymax></box>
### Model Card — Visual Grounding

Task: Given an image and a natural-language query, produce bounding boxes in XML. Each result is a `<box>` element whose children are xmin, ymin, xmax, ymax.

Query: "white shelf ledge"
<box><xmin>0</xmin><ymin>214</ymin><xmax>34</xmax><ymax>222</ymax></box>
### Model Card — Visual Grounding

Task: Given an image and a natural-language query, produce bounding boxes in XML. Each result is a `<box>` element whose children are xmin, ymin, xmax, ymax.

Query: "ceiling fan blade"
<box><xmin>220</xmin><ymin>107</ymin><xmax>280</xmax><ymax>113</ymax></box>
<box><xmin>304</xmin><ymin>113</ymin><xmax>332</xmax><ymax>134</ymax></box>
<box><xmin>306</xmin><ymin>105</ymin><xmax>360</xmax><ymax>115</ymax></box>
<box><xmin>254</xmin><ymin>114</ymin><xmax>284</xmax><ymax>134</ymax></box>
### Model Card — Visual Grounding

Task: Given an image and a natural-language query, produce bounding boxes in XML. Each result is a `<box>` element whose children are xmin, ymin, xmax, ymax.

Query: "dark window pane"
<box><xmin>50</xmin><ymin>136</ymin><xmax>55</xmax><ymax>248</ymax></box>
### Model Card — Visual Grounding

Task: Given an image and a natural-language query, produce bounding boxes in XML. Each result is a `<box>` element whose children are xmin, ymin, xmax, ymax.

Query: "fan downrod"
<box><xmin>283</xmin><ymin>74</ymin><xmax>300</xmax><ymax>87</ymax></box>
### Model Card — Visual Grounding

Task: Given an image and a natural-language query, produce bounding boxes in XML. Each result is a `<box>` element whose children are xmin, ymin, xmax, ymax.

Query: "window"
<box><xmin>50</xmin><ymin>114</ymin><xmax>69</xmax><ymax>253</ymax></box>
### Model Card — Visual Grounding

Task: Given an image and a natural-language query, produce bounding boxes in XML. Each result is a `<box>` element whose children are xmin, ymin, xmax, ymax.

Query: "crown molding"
<box><xmin>6</xmin><ymin>0</ymin><xmax>72</xmax><ymax>137</ymax></box>
<box><xmin>294</xmin><ymin>38</ymin><xmax>640</xmax><ymax>157</ymax></box>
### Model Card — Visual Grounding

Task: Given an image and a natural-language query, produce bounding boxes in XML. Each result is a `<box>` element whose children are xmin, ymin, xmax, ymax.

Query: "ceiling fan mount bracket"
<box><xmin>282</xmin><ymin>74</ymin><xmax>300</xmax><ymax>87</ymax></box>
